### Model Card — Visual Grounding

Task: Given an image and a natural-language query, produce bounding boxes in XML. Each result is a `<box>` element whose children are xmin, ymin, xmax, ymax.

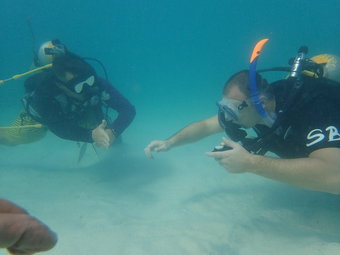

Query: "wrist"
<box><xmin>246</xmin><ymin>154</ymin><xmax>262</xmax><ymax>173</ymax></box>
<box><xmin>166</xmin><ymin>138</ymin><xmax>175</xmax><ymax>149</ymax></box>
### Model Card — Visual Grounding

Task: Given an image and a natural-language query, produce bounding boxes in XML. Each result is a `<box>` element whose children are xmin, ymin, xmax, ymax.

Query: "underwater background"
<box><xmin>1</xmin><ymin>0</ymin><xmax>340</xmax><ymax>254</ymax></box>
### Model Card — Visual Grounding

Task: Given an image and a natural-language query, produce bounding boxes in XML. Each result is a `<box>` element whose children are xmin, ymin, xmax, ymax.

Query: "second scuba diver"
<box><xmin>0</xmin><ymin>40</ymin><xmax>136</xmax><ymax>148</ymax></box>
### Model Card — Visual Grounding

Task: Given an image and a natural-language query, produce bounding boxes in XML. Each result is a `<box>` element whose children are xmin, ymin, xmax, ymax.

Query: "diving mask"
<box><xmin>217</xmin><ymin>99</ymin><xmax>248</xmax><ymax>142</ymax></box>
<box><xmin>72</xmin><ymin>75</ymin><xmax>96</xmax><ymax>93</ymax></box>
<box><xmin>216</xmin><ymin>98</ymin><xmax>248</xmax><ymax>122</ymax></box>
<box><xmin>56</xmin><ymin>74</ymin><xmax>97</xmax><ymax>95</ymax></box>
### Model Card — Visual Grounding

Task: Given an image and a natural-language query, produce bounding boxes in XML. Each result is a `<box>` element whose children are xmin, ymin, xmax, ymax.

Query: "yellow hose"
<box><xmin>0</xmin><ymin>64</ymin><xmax>52</xmax><ymax>85</ymax></box>
<box><xmin>0</xmin><ymin>124</ymin><xmax>44</xmax><ymax>129</ymax></box>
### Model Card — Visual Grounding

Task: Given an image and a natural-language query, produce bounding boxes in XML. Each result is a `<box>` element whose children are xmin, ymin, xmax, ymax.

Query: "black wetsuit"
<box><xmin>243</xmin><ymin>77</ymin><xmax>340</xmax><ymax>158</ymax></box>
<box><xmin>23</xmin><ymin>71</ymin><xmax>136</xmax><ymax>143</ymax></box>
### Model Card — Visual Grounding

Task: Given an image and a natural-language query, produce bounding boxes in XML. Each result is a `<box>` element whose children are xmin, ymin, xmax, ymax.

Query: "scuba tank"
<box><xmin>304</xmin><ymin>54</ymin><xmax>340</xmax><ymax>83</ymax></box>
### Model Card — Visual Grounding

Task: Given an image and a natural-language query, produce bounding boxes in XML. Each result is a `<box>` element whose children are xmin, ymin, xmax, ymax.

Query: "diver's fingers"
<box><xmin>96</xmin><ymin>141</ymin><xmax>109</xmax><ymax>149</ymax></box>
<box><xmin>94</xmin><ymin>132</ymin><xmax>110</xmax><ymax>149</ymax></box>
<box><xmin>221</xmin><ymin>137</ymin><xmax>239</xmax><ymax>148</ymax></box>
<box><xmin>206</xmin><ymin>151</ymin><xmax>227</xmax><ymax>160</ymax></box>
<box><xmin>102</xmin><ymin>133</ymin><xmax>110</xmax><ymax>149</ymax></box>
<box><xmin>144</xmin><ymin>146</ymin><xmax>154</xmax><ymax>159</ymax></box>
<box><xmin>99</xmin><ymin>120</ymin><xmax>107</xmax><ymax>129</ymax></box>
<box><xmin>144</xmin><ymin>141</ymin><xmax>160</xmax><ymax>158</ymax></box>
<box><xmin>147</xmin><ymin>140</ymin><xmax>162</xmax><ymax>151</ymax></box>
<box><xmin>144</xmin><ymin>140</ymin><xmax>166</xmax><ymax>159</ymax></box>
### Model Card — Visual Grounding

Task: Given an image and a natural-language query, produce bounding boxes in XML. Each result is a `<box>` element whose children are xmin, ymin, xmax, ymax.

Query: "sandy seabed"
<box><xmin>1</xmin><ymin>131</ymin><xmax>340</xmax><ymax>255</ymax></box>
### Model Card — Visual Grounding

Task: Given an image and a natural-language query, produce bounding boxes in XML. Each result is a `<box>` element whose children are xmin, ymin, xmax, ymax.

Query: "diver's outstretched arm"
<box><xmin>145</xmin><ymin>115</ymin><xmax>223</xmax><ymax>159</ymax></box>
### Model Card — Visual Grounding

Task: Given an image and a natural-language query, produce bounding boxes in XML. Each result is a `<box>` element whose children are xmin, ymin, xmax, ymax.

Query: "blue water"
<box><xmin>1</xmin><ymin>1</ymin><xmax>340</xmax><ymax>254</ymax></box>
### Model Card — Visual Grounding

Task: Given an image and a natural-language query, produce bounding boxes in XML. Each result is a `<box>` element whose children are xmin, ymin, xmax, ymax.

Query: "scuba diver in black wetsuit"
<box><xmin>0</xmin><ymin>40</ymin><xmax>136</xmax><ymax>148</ymax></box>
<box><xmin>145</xmin><ymin>39</ymin><xmax>340</xmax><ymax>194</ymax></box>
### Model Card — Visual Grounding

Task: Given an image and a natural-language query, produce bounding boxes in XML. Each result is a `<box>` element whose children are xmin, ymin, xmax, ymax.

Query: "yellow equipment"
<box><xmin>0</xmin><ymin>63</ymin><xmax>52</xmax><ymax>86</ymax></box>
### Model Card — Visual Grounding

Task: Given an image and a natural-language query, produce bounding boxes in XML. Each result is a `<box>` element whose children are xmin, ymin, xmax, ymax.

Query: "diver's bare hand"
<box><xmin>206</xmin><ymin>137</ymin><xmax>251</xmax><ymax>173</ymax></box>
<box><xmin>104</xmin><ymin>129</ymin><xmax>116</xmax><ymax>145</ymax></box>
<box><xmin>92</xmin><ymin>120</ymin><xmax>110</xmax><ymax>149</ymax></box>
<box><xmin>144</xmin><ymin>140</ymin><xmax>173</xmax><ymax>159</ymax></box>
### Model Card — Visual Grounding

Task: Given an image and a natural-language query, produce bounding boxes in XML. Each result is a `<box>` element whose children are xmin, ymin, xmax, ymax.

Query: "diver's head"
<box><xmin>52</xmin><ymin>53</ymin><xmax>99</xmax><ymax>100</ymax></box>
<box><xmin>35</xmin><ymin>39</ymin><xmax>66</xmax><ymax>66</ymax></box>
<box><xmin>218</xmin><ymin>70</ymin><xmax>275</xmax><ymax>128</ymax></box>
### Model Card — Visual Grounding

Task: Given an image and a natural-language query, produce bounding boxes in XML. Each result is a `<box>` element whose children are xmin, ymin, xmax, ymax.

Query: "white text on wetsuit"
<box><xmin>306</xmin><ymin>126</ymin><xmax>340</xmax><ymax>147</ymax></box>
